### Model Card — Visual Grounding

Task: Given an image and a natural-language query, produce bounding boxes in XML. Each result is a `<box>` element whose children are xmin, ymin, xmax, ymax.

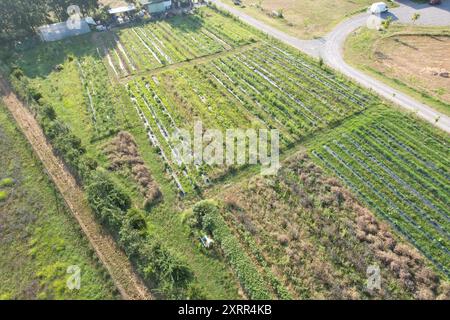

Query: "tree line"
<box><xmin>0</xmin><ymin>0</ymin><xmax>99</xmax><ymax>42</ymax></box>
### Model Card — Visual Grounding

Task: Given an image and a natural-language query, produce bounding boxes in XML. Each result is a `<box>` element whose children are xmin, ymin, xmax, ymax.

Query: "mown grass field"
<box><xmin>0</xmin><ymin>102</ymin><xmax>117</xmax><ymax>300</ymax></box>
<box><xmin>221</xmin><ymin>0</ymin><xmax>376</xmax><ymax>39</ymax></box>
<box><xmin>344</xmin><ymin>25</ymin><xmax>450</xmax><ymax>116</ymax></box>
<box><xmin>4</xmin><ymin>5</ymin><xmax>449</xmax><ymax>299</ymax></box>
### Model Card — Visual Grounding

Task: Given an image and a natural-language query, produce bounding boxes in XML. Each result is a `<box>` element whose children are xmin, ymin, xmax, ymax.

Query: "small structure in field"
<box><xmin>140</xmin><ymin>0</ymin><xmax>172</xmax><ymax>14</ymax></box>
<box><xmin>369</xmin><ymin>2</ymin><xmax>388</xmax><ymax>15</ymax></box>
<box><xmin>38</xmin><ymin>19</ymin><xmax>91</xmax><ymax>42</ymax></box>
<box><xmin>200</xmin><ymin>235</ymin><xmax>214</xmax><ymax>248</ymax></box>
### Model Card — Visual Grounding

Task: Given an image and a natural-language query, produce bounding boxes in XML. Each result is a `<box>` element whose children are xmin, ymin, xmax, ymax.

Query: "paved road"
<box><xmin>210</xmin><ymin>0</ymin><xmax>450</xmax><ymax>133</ymax></box>
<box><xmin>209</xmin><ymin>0</ymin><xmax>324</xmax><ymax>57</ymax></box>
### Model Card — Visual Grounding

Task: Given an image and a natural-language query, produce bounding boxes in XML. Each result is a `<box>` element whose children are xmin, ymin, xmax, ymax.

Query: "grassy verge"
<box><xmin>219</xmin><ymin>0</ymin><xmax>396</xmax><ymax>39</ymax></box>
<box><xmin>0</xmin><ymin>102</ymin><xmax>118</xmax><ymax>300</ymax></box>
<box><xmin>344</xmin><ymin>25</ymin><xmax>450</xmax><ymax>116</ymax></box>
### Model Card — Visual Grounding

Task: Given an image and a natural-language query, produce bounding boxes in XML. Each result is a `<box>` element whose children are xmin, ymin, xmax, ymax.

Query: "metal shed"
<box><xmin>38</xmin><ymin>19</ymin><xmax>91</xmax><ymax>42</ymax></box>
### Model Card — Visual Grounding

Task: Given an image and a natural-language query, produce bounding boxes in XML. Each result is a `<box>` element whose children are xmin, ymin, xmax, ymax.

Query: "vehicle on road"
<box><xmin>369</xmin><ymin>2</ymin><xmax>388</xmax><ymax>14</ymax></box>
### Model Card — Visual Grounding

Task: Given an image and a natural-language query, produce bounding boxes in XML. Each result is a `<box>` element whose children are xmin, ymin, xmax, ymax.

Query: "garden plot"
<box><xmin>215</xmin><ymin>152</ymin><xmax>449</xmax><ymax>299</ymax></box>
<box><xmin>77</xmin><ymin>55</ymin><xmax>121</xmax><ymax>139</ymax></box>
<box><xmin>106</xmin><ymin>7</ymin><xmax>259</xmax><ymax>76</ymax></box>
<box><xmin>124</xmin><ymin>40</ymin><xmax>375</xmax><ymax>192</ymax></box>
<box><xmin>311</xmin><ymin>111</ymin><xmax>450</xmax><ymax>277</ymax></box>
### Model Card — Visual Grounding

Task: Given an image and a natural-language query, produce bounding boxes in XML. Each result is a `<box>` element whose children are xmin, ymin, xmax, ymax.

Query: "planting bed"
<box><xmin>311</xmin><ymin>110</ymin><xmax>450</xmax><ymax>277</ymax></box>
<box><xmin>105</xmin><ymin>7</ymin><xmax>258</xmax><ymax>76</ymax></box>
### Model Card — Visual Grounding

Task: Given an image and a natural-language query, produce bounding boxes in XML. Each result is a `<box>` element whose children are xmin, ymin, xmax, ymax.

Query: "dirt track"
<box><xmin>0</xmin><ymin>76</ymin><xmax>152</xmax><ymax>300</ymax></box>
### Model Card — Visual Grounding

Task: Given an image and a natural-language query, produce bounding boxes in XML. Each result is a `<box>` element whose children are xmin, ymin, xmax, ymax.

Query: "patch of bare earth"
<box><xmin>372</xmin><ymin>35</ymin><xmax>450</xmax><ymax>103</ymax></box>
<box><xmin>0</xmin><ymin>76</ymin><xmax>152</xmax><ymax>300</ymax></box>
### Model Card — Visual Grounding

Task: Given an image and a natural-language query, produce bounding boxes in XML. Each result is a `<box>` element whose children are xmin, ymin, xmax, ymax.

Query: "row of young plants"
<box><xmin>77</xmin><ymin>55</ymin><xmax>121</xmax><ymax>140</ymax></box>
<box><xmin>127</xmin><ymin>83</ymin><xmax>190</xmax><ymax>196</ymax></box>
<box><xmin>191</xmin><ymin>43</ymin><xmax>369</xmax><ymax>141</ymax></box>
<box><xmin>103</xmin><ymin>37</ymin><xmax>131</xmax><ymax>78</ymax></box>
<box><xmin>108</xmin><ymin>6</ymin><xmax>258</xmax><ymax>76</ymax></box>
<box><xmin>250</xmin><ymin>45</ymin><xmax>370</xmax><ymax>115</ymax></box>
<box><xmin>311</xmin><ymin>113</ymin><xmax>450</xmax><ymax>277</ymax></box>
<box><xmin>137</xmin><ymin>65</ymin><xmax>287</xmax><ymax>181</ymax></box>
<box><xmin>262</xmin><ymin>44</ymin><xmax>372</xmax><ymax>107</ymax></box>
<box><xmin>121</xmin><ymin>37</ymin><xmax>380</xmax><ymax>187</ymax></box>
<box><xmin>8</xmin><ymin>69</ymin><xmax>202</xmax><ymax>299</ymax></box>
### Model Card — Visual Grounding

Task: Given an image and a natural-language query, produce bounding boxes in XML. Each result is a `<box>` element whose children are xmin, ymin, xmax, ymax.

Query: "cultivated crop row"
<box><xmin>106</xmin><ymin>7</ymin><xmax>258</xmax><ymax>76</ymax></box>
<box><xmin>311</xmin><ymin>113</ymin><xmax>450</xmax><ymax>276</ymax></box>
<box><xmin>123</xmin><ymin>38</ymin><xmax>379</xmax><ymax>190</ymax></box>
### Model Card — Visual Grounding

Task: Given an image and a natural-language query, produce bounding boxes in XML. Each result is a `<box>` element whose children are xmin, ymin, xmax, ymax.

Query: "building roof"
<box><xmin>108</xmin><ymin>5</ymin><xmax>136</xmax><ymax>14</ymax></box>
<box><xmin>38</xmin><ymin>20</ymin><xmax>91</xmax><ymax>42</ymax></box>
<box><xmin>139</xmin><ymin>0</ymin><xmax>170</xmax><ymax>5</ymax></box>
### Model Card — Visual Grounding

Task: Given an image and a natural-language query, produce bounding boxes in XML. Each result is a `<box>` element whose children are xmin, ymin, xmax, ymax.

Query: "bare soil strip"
<box><xmin>0</xmin><ymin>76</ymin><xmax>152</xmax><ymax>300</ymax></box>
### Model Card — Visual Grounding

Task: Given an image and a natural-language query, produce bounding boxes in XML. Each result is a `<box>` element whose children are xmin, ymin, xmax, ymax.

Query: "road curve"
<box><xmin>209</xmin><ymin>0</ymin><xmax>324</xmax><ymax>57</ymax></box>
<box><xmin>322</xmin><ymin>13</ymin><xmax>450</xmax><ymax>134</ymax></box>
<box><xmin>210</xmin><ymin>0</ymin><xmax>450</xmax><ymax>133</ymax></box>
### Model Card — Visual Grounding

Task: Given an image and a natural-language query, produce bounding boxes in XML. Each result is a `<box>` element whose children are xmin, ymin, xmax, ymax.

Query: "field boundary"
<box><xmin>118</xmin><ymin>41</ymin><xmax>262</xmax><ymax>83</ymax></box>
<box><xmin>0</xmin><ymin>75</ymin><xmax>153</xmax><ymax>300</ymax></box>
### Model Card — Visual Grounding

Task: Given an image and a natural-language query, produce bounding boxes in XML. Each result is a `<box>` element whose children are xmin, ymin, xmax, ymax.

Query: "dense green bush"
<box><xmin>139</xmin><ymin>241</ymin><xmax>193</xmax><ymax>298</ymax></box>
<box><xmin>86</xmin><ymin>170</ymin><xmax>131</xmax><ymax>231</ymax></box>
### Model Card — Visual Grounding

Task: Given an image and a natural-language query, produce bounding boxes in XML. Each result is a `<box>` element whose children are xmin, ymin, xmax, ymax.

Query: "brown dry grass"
<box><xmin>371</xmin><ymin>35</ymin><xmax>450</xmax><ymax>104</ymax></box>
<box><xmin>105</xmin><ymin>131</ymin><xmax>162</xmax><ymax>207</ymax></box>
<box><xmin>222</xmin><ymin>0</ymin><xmax>374</xmax><ymax>39</ymax></box>
<box><xmin>220</xmin><ymin>152</ymin><xmax>449</xmax><ymax>299</ymax></box>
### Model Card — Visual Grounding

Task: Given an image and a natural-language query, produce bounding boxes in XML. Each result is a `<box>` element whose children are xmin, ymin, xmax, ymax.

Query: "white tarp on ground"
<box><xmin>38</xmin><ymin>19</ymin><xmax>91</xmax><ymax>42</ymax></box>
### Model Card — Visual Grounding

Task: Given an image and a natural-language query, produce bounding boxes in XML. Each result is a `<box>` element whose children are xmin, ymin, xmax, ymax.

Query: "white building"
<box><xmin>38</xmin><ymin>19</ymin><xmax>91</xmax><ymax>42</ymax></box>
<box><xmin>140</xmin><ymin>0</ymin><xmax>172</xmax><ymax>14</ymax></box>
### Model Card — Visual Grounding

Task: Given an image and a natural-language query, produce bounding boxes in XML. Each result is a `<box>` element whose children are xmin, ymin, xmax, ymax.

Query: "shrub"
<box><xmin>86</xmin><ymin>170</ymin><xmax>131</xmax><ymax>231</ymax></box>
<box><xmin>0</xmin><ymin>190</ymin><xmax>7</xmax><ymax>202</ymax></box>
<box><xmin>0</xmin><ymin>178</ymin><xmax>14</xmax><ymax>187</ymax></box>
<box><xmin>139</xmin><ymin>241</ymin><xmax>193</xmax><ymax>298</ymax></box>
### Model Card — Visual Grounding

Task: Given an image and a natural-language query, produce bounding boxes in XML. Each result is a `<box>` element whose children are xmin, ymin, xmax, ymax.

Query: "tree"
<box><xmin>382</xmin><ymin>16</ymin><xmax>393</xmax><ymax>30</ymax></box>
<box><xmin>0</xmin><ymin>0</ymin><xmax>100</xmax><ymax>43</ymax></box>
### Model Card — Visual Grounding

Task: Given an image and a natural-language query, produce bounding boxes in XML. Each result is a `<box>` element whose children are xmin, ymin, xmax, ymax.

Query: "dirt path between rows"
<box><xmin>0</xmin><ymin>76</ymin><xmax>152</xmax><ymax>300</ymax></box>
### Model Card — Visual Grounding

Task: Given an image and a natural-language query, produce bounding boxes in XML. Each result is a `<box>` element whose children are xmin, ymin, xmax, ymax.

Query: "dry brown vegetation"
<box><xmin>222</xmin><ymin>0</ymin><xmax>374</xmax><ymax>39</ymax></box>
<box><xmin>105</xmin><ymin>131</ymin><xmax>161</xmax><ymax>207</ymax></box>
<box><xmin>371</xmin><ymin>35</ymin><xmax>450</xmax><ymax>104</ymax></box>
<box><xmin>220</xmin><ymin>152</ymin><xmax>449</xmax><ymax>299</ymax></box>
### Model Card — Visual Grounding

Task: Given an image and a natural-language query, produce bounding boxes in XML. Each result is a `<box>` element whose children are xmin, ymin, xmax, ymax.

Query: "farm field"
<box><xmin>310</xmin><ymin>108</ymin><xmax>450</xmax><ymax>278</ymax></box>
<box><xmin>103</xmin><ymin>8</ymin><xmax>259</xmax><ymax>77</ymax></box>
<box><xmin>209</xmin><ymin>151</ymin><xmax>449</xmax><ymax>299</ymax></box>
<box><xmin>344</xmin><ymin>25</ymin><xmax>450</xmax><ymax>116</ymax></box>
<box><xmin>220</xmin><ymin>0</ymin><xmax>375</xmax><ymax>39</ymax></box>
<box><xmin>3</xmin><ymin>4</ymin><xmax>450</xmax><ymax>300</ymax></box>
<box><xmin>126</xmin><ymin>41</ymin><xmax>375</xmax><ymax>193</ymax></box>
<box><xmin>0</xmin><ymin>102</ymin><xmax>117</xmax><ymax>300</ymax></box>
